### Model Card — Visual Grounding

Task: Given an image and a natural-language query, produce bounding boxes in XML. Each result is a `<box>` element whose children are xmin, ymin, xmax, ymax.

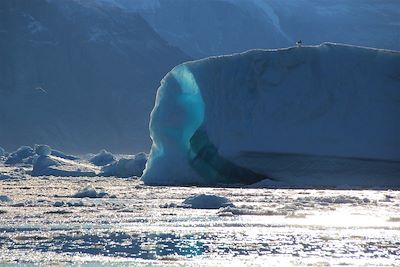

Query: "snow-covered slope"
<box><xmin>142</xmin><ymin>43</ymin><xmax>400</xmax><ymax>187</ymax></box>
<box><xmin>105</xmin><ymin>0</ymin><xmax>400</xmax><ymax>58</ymax></box>
<box><xmin>0</xmin><ymin>0</ymin><xmax>189</xmax><ymax>153</ymax></box>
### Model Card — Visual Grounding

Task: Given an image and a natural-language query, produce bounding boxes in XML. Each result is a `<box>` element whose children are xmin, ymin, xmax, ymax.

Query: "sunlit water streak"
<box><xmin>0</xmin><ymin>176</ymin><xmax>399</xmax><ymax>266</ymax></box>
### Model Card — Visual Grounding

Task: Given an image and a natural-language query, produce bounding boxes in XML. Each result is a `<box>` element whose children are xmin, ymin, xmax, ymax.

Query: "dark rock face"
<box><xmin>112</xmin><ymin>0</ymin><xmax>400</xmax><ymax>58</ymax></box>
<box><xmin>0</xmin><ymin>0</ymin><xmax>190</xmax><ymax>153</ymax></box>
<box><xmin>114</xmin><ymin>0</ymin><xmax>292</xmax><ymax>58</ymax></box>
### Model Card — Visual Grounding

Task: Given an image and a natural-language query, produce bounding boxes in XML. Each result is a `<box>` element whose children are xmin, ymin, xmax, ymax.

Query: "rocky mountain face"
<box><xmin>0</xmin><ymin>0</ymin><xmax>190</xmax><ymax>153</ymax></box>
<box><xmin>260</xmin><ymin>0</ymin><xmax>400</xmax><ymax>51</ymax></box>
<box><xmin>106</xmin><ymin>0</ymin><xmax>400</xmax><ymax>58</ymax></box>
<box><xmin>109</xmin><ymin>0</ymin><xmax>292</xmax><ymax>58</ymax></box>
<box><xmin>1</xmin><ymin>0</ymin><xmax>398</xmax><ymax>154</ymax></box>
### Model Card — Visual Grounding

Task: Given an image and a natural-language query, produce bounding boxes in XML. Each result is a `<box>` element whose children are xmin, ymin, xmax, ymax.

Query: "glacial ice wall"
<box><xmin>142</xmin><ymin>43</ymin><xmax>400</xmax><ymax>186</ymax></box>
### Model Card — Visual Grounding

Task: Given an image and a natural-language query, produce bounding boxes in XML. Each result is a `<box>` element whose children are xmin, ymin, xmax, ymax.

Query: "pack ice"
<box><xmin>142</xmin><ymin>43</ymin><xmax>400</xmax><ymax>188</ymax></box>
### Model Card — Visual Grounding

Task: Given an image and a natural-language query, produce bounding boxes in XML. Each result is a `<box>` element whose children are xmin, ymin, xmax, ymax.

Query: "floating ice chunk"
<box><xmin>101</xmin><ymin>152</ymin><xmax>148</xmax><ymax>178</ymax></box>
<box><xmin>53</xmin><ymin>201</ymin><xmax>65</xmax><ymax>207</ymax></box>
<box><xmin>50</xmin><ymin>149</ymin><xmax>79</xmax><ymax>160</ymax></box>
<box><xmin>182</xmin><ymin>194</ymin><xmax>234</xmax><ymax>209</ymax></box>
<box><xmin>66</xmin><ymin>200</ymin><xmax>85</xmax><ymax>207</ymax></box>
<box><xmin>72</xmin><ymin>185</ymin><xmax>108</xmax><ymax>198</ymax></box>
<box><xmin>89</xmin><ymin>149</ymin><xmax>116</xmax><ymax>166</ymax></box>
<box><xmin>10</xmin><ymin>202</ymin><xmax>25</xmax><ymax>207</ymax></box>
<box><xmin>5</xmin><ymin>146</ymin><xmax>34</xmax><ymax>165</ymax></box>
<box><xmin>34</xmin><ymin>144</ymin><xmax>52</xmax><ymax>156</ymax></box>
<box><xmin>31</xmin><ymin>155</ymin><xmax>97</xmax><ymax>177</ymax></box>
<box><xmin>32</xmin><ymin>155</ymin><xmax>59</xmax><ymax>176</ymax></box>
<box><xmin>0</xmin><ymin>195</ymin><xmax>12</xmax><ymax>202</ymax></box>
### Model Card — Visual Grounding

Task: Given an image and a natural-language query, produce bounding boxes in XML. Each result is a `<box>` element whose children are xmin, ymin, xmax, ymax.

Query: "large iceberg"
<box><xmin>142</xmin><ymin>43</ymin><xmax>400</xmax><ymax>188</ymax></box>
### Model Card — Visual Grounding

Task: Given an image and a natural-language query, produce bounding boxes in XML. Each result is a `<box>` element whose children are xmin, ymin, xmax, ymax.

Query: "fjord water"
<box><xmin>0</xmin><ymin>176</ymin><xmax>399</xmax><ymax>266</ymax></box>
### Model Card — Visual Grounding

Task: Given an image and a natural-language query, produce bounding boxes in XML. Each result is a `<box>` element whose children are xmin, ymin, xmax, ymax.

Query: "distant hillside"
<box><xmin>108</xmin><ymin>0</ymin><xmax>292</xmax><ymax>58</ymax></box>
<box><xmin>104</xmin><ymin>0</ymin><xmax>400</xmax><ymax>58</ymax></box>
<box><xmin>0</xmin><ymin>0</ymin><xmax>190</xmax><ymax>153</ymax></box>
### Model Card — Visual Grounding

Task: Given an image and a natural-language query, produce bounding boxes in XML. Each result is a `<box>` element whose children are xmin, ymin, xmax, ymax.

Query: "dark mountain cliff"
<box><xmin>0</xmin><ymin>0</ymin><xmax>190</xmax><ymax>153</ymax></box>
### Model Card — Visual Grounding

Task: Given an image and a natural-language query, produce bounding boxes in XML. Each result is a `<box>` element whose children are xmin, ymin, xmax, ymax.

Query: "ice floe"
<box><xmin>72</xmin><ymin>185</ymin><xmax>109</xmax><ymax>198</ymax></box>
<box><xmin>89</xmin><ymin>149</ymin><xmax>116</xmax><ymax>166</ymax></box>
<box><xmin>101</xmin><ymin>152</ymin><xmax>147</xmax><ymax>178</ymax></box>
<box><xmin>5</xmin><ymin>146</ymin><xmax>34</xmax><ymax>165</ymax></box>
<box><xmin>182</xmin><ymin>194</ymin><xmax>234</xmax><ymax>209</ymax></box>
